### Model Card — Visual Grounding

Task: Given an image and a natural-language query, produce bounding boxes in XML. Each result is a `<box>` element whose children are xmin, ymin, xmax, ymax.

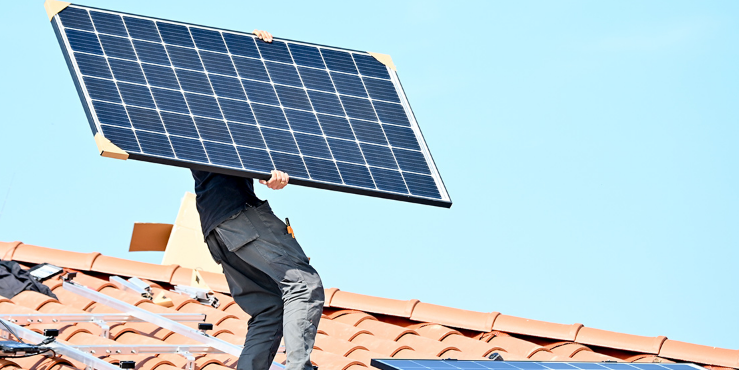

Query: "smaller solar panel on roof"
<box><xmin>370</xmin><ymin>360</ymin><xmax>705</xmax><ymax>370</ymax></box>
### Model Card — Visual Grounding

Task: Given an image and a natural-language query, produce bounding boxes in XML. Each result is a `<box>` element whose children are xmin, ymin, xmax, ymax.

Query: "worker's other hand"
<box><xmin>260</xmin><ymin>170</ymin><xmax>289</xmax><ymax>190</ymax></box>
<box><xmin>253</xmin><ymin>29</ymin><xmax>273</xmax><ymax>43</ymax></box>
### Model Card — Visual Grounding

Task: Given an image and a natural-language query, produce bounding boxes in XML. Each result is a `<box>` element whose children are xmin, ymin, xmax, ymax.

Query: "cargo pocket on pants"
<box><xmin>214</xmin><ymin>211</ymin><xmax>260</xmax><ymax>253</ymax></box>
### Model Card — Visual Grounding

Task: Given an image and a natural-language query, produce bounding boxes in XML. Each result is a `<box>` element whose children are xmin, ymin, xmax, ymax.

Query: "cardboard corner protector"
<box><xmin>152</xmin><ymin>291</ymin><xmax>174</xmax><ymax>307</ymax></box>
<box><xmin>368</xmin><ymin>52</ymin><xmax>397</xmax><ymax>71</ymax></box>
<box><xmin>191</xmin><ymin>269</ymin><xmax>211</xmax><ymax>290</ymax></box>
<box><xmin>129</xmin><ymin>223</ymin><xmax>174</xmax><ymax>252</ymax></box>
<box><xmin>94</xmin><ymin>132</ymin><xmax>129</xmax><ymax>160</ymax></box>
<box><xmin>44</xmin><ymin>0</ymin><xmax>71</xmax><ymax>22</ymax></box>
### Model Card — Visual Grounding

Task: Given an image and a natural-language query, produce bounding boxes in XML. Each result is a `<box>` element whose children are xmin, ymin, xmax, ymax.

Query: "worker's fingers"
<box><xmin>252</xmin><ymin>29</ymin><xmax>273</xmax><ymax>43</ymax></box>
<box><xmin>271</xmin><ymin>170</ymin><xmax>288</xmax><ymax>190</ymax></box>
<box><xmin>259</xmin><ymin>179</ymin><xmax>267</xmax><ymax>185</ymax></box>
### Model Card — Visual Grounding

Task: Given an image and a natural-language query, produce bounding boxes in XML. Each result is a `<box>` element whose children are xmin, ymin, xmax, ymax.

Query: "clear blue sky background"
<box><xmin>1</xmin><ymin>0</ymin><xmax>737</xmax><ymax>350</ymax></box>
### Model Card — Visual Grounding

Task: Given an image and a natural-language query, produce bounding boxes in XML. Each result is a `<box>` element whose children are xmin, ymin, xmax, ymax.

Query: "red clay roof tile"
<box><xmin>396</xmin><ymin>333</ymin><xmax>462</xmax><ymax>357</ymax></box>
<box><xmin>345</xmin><ymin>348</ymin><xmax>393</xmax><ymax>367</ymax></box>
<box><xmin>175</xmin><ymin>300</ymin><xmax>238</xmax><ymax>325</ymax></box>
<box><xmin>222</xmin><ymin>302</ymin><xmax>250</xmax><ymax>320</ymax></box>
<box><xmin>319</xmin><ymin>318</ymin><xmax>372</xmax><ymax>341</ymax></box>
<box><xmin>332</xmin><ymin>312</ymin><xmax>378</xmax><ymax>326</ymax></box>
<box><xmin>414</xmin><ymin>324</ymin><xmax>461</xmax><ymax>341</ymax></box>
<box><xmin>12</xmin><ymin>291</ymin><xmax>61</xmax><ymax>311</ymax></box>
<box><xmin>527</xmin><ymin>347</ymin><xmax>557</xmax><ymax>360</ymax></box>
<box><xmin>213</xmin><ymin>330</ymin><xmax>245</xmax><ymax>346</ymax></box>
<box><xmin>11</xmin><ymin>244</ymin><xmax>100</xmax><ymax>271</ymax></box>
<box><xmin>97</xmin><ymin>286</ymin><xmax>151</xmax><ymax>307</ymax></box>
<box><xmin>569</xmin><ymin>348</ymin><xmax>621</xmax><ymax>361</ymax></box>
<box><xmin>168</xmin><ymin>266</ymin><xmax>192</xmax><ymax>287</ymax></box>
<box><xmin>0</xmin><ymin>241</ymin><xmax>21</xmax><ymax>261</ymax></box>
<box><xmin>1</xmin><ymin>241</ymin><xmax>735</xmax><ymax>370</ymax></box>
<box><xmin>328</xmin><ymin>290</ymin><xmax>419</xmax><ymax>318</ymax></box>
<box><xmin>197</xmin><ymin>270</ymin><xmax>230</xmax><ymax>293</ymax></box>
<box><xmin>311</xmin><ymin>349</ymin><xmax>366</xmax><ymax>370</ymax></box>
<box><xmin>440</xmin><ymin>333</ymin><xmax>506</xmax><ymax>358</ymax></box>
<box><xmin>547</xmin><ymin>342</ymin><xmax>592</xmax><ymax>358</ymax></box>
<box><xmin>0</xmin><ymin>301</ymin><xmax>36</xmax><ymax>314</ymax></box>
<box><xmin>627</xmin><ymin>354</ymin><xmax>675</xmax><ymax>363</ymax></box>
<box><xmin>483</xmin><ymin>333</ymin><xmax>547</xmax><ymax>359</ymax></box>
<box><xmin>91</xmin><ymin>256</ymin><xmax>179</xmax><ymax>283</ymax></box>
<box><xmin>315</xmin><ymin>333</ymin><xmax>369</xmax><ymax>356</ymax></box>
<box><xmin>349</xmin><ymin>332</ymin><xmax>412</xmax><ymax>357</ymax></box>
<box><xmin>50</xmin><ymin>285</ymin><xmax>96</xmax><ymax>311</ymax></box>
<box><xmin>575</xmin><ymin>326</ymin><xmax>667</xmax><ymax>354</ymax></box>
<box><xmin>0</xmin><ymin>359</ymin><xmax>21</xmax><ymax>369</ymax></box>
<box><xmin>65</xmin><ymin>273</ymin><xmax>116</xmax><ymax>291</ymax></box>
<box><xmin>356</xmin><ymin>319</ymin><xmax>416</xmax><ymax>341</ymax></box>
<box><xmin>660</xmin><ymin>340</ymin><xmax>739</xmax><ymax>368</ymax></box>
<box><xmin>493</xmin><ymin>315</ymin><xmax>582</xmax><ymax>341</ymax></box>
<box><xmin>410</xmin><ymin>302</ymin><xmax>498</xmax><ymax>332</ymax></box>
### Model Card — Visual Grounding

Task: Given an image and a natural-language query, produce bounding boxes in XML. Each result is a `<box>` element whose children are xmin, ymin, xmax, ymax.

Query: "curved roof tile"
<box><xmin>410</xmin><ymin>302</ymin><xmax>498</xmax><ymax>332</ymax></box>
<box><xmin>660</xmin><ymin>340</ymin><xmax>739</xmax><ymax>368</ymax></box>
<box><xmin>575</xmin><ymin>326</ymin><xmax>667</xmax><ymax>354</ymax></box>
<box><xmin>91</xmin><ymin>256</ymin><xmax>178</xmax><ymax>283</ymax></box>
<box><xmin>493</xmin><ymin>315</ymin><xmax>583</xmax><ymax>341</ymax></box>
<box><xmin>328</xmin><ymin>290</ymin><xmax>419</xmax><ymax>318</ymax></box>
<box><xmin>1</xmin><ymin>241</ymin><xmax>735</xmax><ymax>370</ymax></box>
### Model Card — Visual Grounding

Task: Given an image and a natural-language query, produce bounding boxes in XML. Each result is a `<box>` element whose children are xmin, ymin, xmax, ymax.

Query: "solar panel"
<box><xmin>370</xmin><ymin>360</ymin><xmax>704</xmax><ymax>370</ymax></box>
<box><xmin>47</xmin><ymin>2</ymin><xmax>451</xmax><ymax>207</ymax></box>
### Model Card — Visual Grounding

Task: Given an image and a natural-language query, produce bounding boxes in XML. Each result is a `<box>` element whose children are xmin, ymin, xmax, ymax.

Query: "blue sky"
<box><xmin>1</xmin><ymin>0</ymin><xmax>737</xmax><ymax>350</ymax></box>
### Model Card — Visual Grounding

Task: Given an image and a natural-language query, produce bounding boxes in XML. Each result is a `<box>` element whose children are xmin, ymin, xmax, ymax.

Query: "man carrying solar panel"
<box><xmin>194</xmin><ymin>30</ymin><xmax>324</xmax><ymax>370</ymax></box>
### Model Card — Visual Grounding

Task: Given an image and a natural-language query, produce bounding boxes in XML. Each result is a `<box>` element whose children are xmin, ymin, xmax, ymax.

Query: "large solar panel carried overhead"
<box><xmin>370</xmin><ymin>360</ymin><xmax>705</xmax><ymax>370</ymax></box>
<box><xmin>46</xmin><ymin>0</ymin><xmax>451</xmax><ymax>207</ymax></box>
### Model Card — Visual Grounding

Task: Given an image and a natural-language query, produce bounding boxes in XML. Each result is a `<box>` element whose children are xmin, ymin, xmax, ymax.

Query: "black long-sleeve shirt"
<box><xmin>191</xmin><ymin>170</ymin><xmax>263</xmax><ymax>238</ymax></box>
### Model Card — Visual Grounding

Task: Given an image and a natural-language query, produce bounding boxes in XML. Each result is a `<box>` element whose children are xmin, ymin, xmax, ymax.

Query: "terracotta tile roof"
<box><xmin>0</xmin><ymin>240</ymin><xmax>737</xmax><ymax>370</ymax></box>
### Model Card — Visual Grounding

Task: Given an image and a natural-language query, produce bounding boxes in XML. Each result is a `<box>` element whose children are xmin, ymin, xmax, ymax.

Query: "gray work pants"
<box><xmin>205</xmin><ymin>201</ymin><xmax>324</xmax><ymax>370</ymax></box>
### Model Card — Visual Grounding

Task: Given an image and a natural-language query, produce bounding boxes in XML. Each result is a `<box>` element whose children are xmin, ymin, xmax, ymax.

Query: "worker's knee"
<box><xmin>280</xmin><ymin>266</ymin><xmax>322</xmax><ymax>305</ymax></box>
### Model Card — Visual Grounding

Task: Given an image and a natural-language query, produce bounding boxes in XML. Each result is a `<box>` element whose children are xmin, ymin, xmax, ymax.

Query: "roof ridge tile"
<box><xmin>12</xmin><ymin>244</ymin><xmax>101</xmax><ymax>271</ymax></box>
<box><xmin>0</xmin><ymin>241</ymin><xmax>22</xmax><ymax>261</ymax></box>
<box><xmin>327</xmin><ymin>290</ymin><xmax>419</xmax><ymax>318</ymax></box>
<box><xmin>92</xmin><ymin>255</ymin><xmax>179</xmax><ymax>283</ymax></box>
<box><xmin>493</xmin><ymin>314</ymin><xmax>584</xmax><ymax>341</ymax></box>
<box><xmin>576</xmin><ymin>326</ymin><xmax>667</xmax><ymax>354</ymax></box>
<box><xmin>411</xmin><ymin>302</ymin><xmax>498</xmax><ymax>332</ymax></box>
<box><xmin>659</xmin><ymin>339</ymin><xmax>739</xmax><ymax>368</ymax></box>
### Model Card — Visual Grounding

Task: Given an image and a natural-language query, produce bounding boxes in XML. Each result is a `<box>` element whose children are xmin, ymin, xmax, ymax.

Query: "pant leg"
<box><xmin>206</xmin><ymin>232</ymin><xmax>284</xmax><ymax>370</ymax></box>
<box><xmin>210</xmin><ymin>202</ymin><xmax>324</xmax><ymax>370</ymax></box>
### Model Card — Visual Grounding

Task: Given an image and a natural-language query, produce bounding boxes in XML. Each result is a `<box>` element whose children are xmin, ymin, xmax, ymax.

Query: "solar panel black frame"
<box><xmin>49</xmin><ymin>3</ymin><xmax>452</xmax><ymax>208</ymax></box>
<box><xmin>370</xmin><ymin>360</ymin><xmax>705</xmax><ymax>370</ymax></box>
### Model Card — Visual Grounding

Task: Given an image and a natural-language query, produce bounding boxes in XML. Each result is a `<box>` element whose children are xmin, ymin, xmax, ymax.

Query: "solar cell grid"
<box><xmin>51</xmin><ymin>3</ymin><xmax>451</xmax><ymax>207</ymax></box>
<box><xmin>370</xmin><ymin>360</ymin><xmax>705</xmax><ymax>370</ymax></box>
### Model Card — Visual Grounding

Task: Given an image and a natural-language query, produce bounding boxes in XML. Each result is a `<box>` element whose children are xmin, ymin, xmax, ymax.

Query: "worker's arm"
<box><xmin>260</xmin><ymin>170</ymin><xmax>289</xmax><ymax>190</ymax></box>
<box><xmin>251</xmin><ymin>31</ymin><xmax>285</xmax><ymax>190</ymax></box>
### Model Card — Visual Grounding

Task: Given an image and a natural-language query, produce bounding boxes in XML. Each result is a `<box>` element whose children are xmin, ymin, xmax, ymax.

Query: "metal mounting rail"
<box><xmin>62</xmin><ymin>281</ymin><xmax>285</xmax><ymax>370</ymax></box>
<box><xmin>0</xmin><ymin>320</ymin><xmax>118</xmax><ymax>370</ymax></box>
<box><xmin>63</xmin><ymin>281</ymin><xmax>241</xmax><ymax>355</ymax></box>
<box><xmin>72</xmin><ymin>344</ymin><xmax>221</xmax><ymax>355</ymax></box>
<box><xmin>1</xmin><ymin>313</ymin><xmax>206</xmax><ymax>339</ymax></box>
<box><xmin>73</xmin><ymin>344</ymin><xmax>225</xmax><ymax>370</ymax></box>
<box><xmin>1</xmin><ymin>313</ymin><xmax>206</xmax><ymax>324</ymax></box>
